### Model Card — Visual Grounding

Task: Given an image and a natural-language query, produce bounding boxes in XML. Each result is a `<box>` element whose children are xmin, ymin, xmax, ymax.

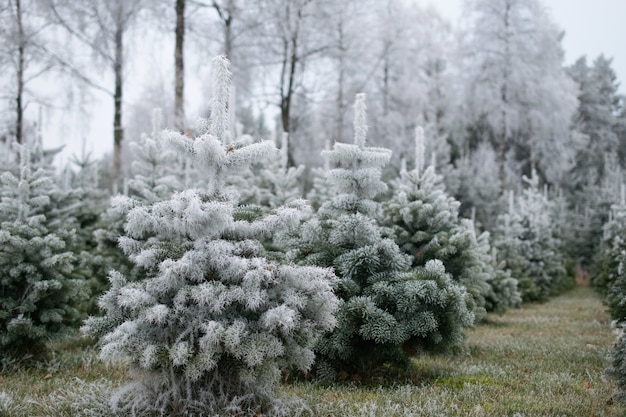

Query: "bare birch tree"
<box><xmin>46</xmin><ymin>0</ymin><xmax>146</xmax><ymax>190</ymax></box>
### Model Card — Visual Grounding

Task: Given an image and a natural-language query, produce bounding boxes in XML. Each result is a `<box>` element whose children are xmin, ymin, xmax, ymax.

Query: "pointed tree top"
<box><xmin>353</xmin><ymin>93</ymin><xmax>368</xmax><ymax>148</ymax></box>
<box><xmin>209</xmin><ymin>55</ymin><xmax>232</xmax><ymax>142</ymax></box>
<box><xmin>415</xmin><ymin>126</ymin><xmax>425</xmax><ymax>176</ymax></box>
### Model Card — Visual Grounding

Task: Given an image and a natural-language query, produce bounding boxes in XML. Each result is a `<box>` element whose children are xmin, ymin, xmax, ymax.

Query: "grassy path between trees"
<box><xmin>0</xmin><ymin>285</ymin><xmax>624</xmax><ymax>416</ymax></box>
<box><xmin>292</xmin><ymin>284</ymin><xmax>626</xmax><ymax>416</ymax></box>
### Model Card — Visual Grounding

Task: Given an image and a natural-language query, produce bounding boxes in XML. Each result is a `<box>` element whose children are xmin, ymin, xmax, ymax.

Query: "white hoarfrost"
<box><xmin>83</xmin><ymin>56</ymin><xmax>339</xmax><ymax>416</ymax></box>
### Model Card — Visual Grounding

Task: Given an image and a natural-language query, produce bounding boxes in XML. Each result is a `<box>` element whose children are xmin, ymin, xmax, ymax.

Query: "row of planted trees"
<box><xmin>1</xmin><ymin>57</ymin><xmax>584</xmax><ymax>415</ymax></box>
<box><xmin>593</xmin><ymin>187</ymin><xmax>626</xmax><ymax>402</ymax></box>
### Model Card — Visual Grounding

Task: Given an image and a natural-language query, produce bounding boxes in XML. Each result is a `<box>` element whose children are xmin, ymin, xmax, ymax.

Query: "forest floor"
<box><xmin>1</xmin><ymin>284</ymin><xmax>625</xmax><ymax>416</ymax></box>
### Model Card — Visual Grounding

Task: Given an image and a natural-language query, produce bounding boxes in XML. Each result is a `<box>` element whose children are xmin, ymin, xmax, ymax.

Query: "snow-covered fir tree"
<box><xmin>475</xmin><ymin>231</ymin><xmax>522</xmax><ymax>315</ymax></box>
<box><xmin>494</xmin><ymin>173</ymin><xmax>572</xmax><ymax>302</ymax></box>
<box><xmin>0</xmin><ymin>145</ymin><xmax>86</xmax><ymax>357</ymax></box>
<box><xmin>59</xmin><ymin>149</ymin><xmax>111</xmax><ymax>315</ymax></box>
<box><xmin>283</xmin><ymin>95</ymin><xmax>474</xmax><ymax>379</ymax></box>
<box><xmin>383</xmin><ymin>127</ymin><xmax>520</xmax><ymax>317</ymax></box>
<box><xmin>606</xmin><ymin>191</ymin><xmax>626</xmax><ymax>404</ymax></box>
<box><xmin>608</xmin><ymin>326</ymin><xmax>626</xmax><ymax>404</ymax></box>
<box><xmin>93</xmin><ymin>109</ymin><xmax>185</xmax><ymax>285</ymax></box>
<box><xmin>444</xmin><ymin>142</ymin><xmax>503</xmax><ymax>232</ymax></box>
<box><xmin>567</xmin><ymin>154</ymin><xmax>626</xmax><ymax>281</ymax></box>
<box><xmin>127</xmin><ymin>108</ymin><xmax>183</xmax><ymax>203</ymax></box>
<box><xmin>223</xmin><ymin>133</ymin><xmax>265</xmax><ymax>205</ymax></box>
<box><xmin>83</xmin><ymin>56</ymin><xmax>338</xmax><ymax>416</ymax></box>
<box><xmin>306</xmin><ymin>139</ymin><xmax>336</xmax><ymax>211</ymax></box>
<box><xmin>255</xmin><ymin>132</ymin><xmax>305</xmax><ymax>209</ymax></box>
<box><xmin>596</xmin><ymin>187</ymin><xmax>626</xmax><ymax>321</ymax></box>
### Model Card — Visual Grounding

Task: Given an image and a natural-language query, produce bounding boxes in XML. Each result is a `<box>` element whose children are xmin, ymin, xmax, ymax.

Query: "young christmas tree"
<box><xmin>305</xmin><ymin>139</ymin><xmax>336</xmax><ymax>211</ymax></box>
<box><xmin>83</xmin><ymin>56</ymin><xmax>338</xmax><ymax>415</ymax></box>
<box><xmin>589</xmin><ymin>160</ymin><xmax>626</xmax><ymax>293</ymax></box>
<box><xmin>608</xmin><ymin>327</ymin><xmax>626</xmax><ymax>404</ymax></box>
<box><xmin>223</xmin><ymin>133</ymin><xmax>265</xmax><ymax>205</ymax></box>
<box><xmin>59</xmin><ymin>149</ymin><xmax>111</xmax><ymax>316</ymax></box>
<box><xmin>254</xmin><ymin>132</ymin><xmax>305</xmax><ymax>209</ymax></box>
<box><xmin>383</xmin><ymin>127</ymin><xmax>520</xmax><ymax>318</ymax></box>
<box><xmin>0</xmin><ymin>145</ymin><xmax>86</xmax><ymax>358</ymax></box>
<box><xmin>599</xmin><ymin>187</ymin><xmax>626</xmax><ymax>404</ymax></box>
<box><xmin>494</xmin><ymin>173</ymin><xmax>572</xmax><ymax>302</ymax></box>
<box><xmin>598</xmin><ymin>187</ymin><xmax>626</xmax><ymax>321</ymax></box>
<box><xmin>127</xmin><ymin>108</ymin><xmax>184</xmax><ymax>203</ymax></box>
<box><xmin>93</xmin><ymin>108</ymin><xmax>185</xmax><ymax>285</ymax></box>
<box><xmin>282</xmin><ymin>95</ymin><xmax>474</xmax><ymax>379</ymax></box>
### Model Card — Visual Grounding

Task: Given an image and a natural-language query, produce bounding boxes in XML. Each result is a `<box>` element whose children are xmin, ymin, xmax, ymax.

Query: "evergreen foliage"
<box><xmin>586</xmin><ymin>158</ymin><xmax>626</xmax><ymax>291</ymax></box>
<box><xmin>494</xmin><ymin>173</ymin><xmax>572</xmax><ymax>302</ymax></box>
<box><xmin>256</xmin><ymin>133</ymin><xmax>305</xmax><ymax>209</ymax></box>
<box><xmin>444</xmin><ymin>143</ymin><xmax>502</xmax><ymax>232</ymax></box>
<box><xmin>223</xmin><ymin>134</ymin><xmax>264</xmax><ymax>206</ymax></box>
<box><xmin>93</xmin><ymin>109</ymin><xmax>184</xmax><ymax>286</ymax></box>
<box><xmin>126</xmin><ymin>108</ymin><xmax>183</xmax><ymax>203</ymax></box>
<box><xmin>568</xmin><ymin>55</ymin><xmax>624</xmax><ymax>187</ymax></box>
<box><xmin>475</xmin><ymin>231</ymin><xmax>521</xmax><ymax>314</ymax></box>
<box><xmin>596</xmin><ymin>192</ymin><xmax>626</xmax><ymax>322</ymax></box>
<box><xmin>284</xmin><ymin>95</ymin><xmax>474</xmax><ymax>379</ymax></box>
<box><xmin>83</xmin><ymin>56</ymin><xmax>338</xmax><ymax>415</ymax></box>
<box><xmin>609</xmin><ymin>326</ymin><xmax>626</xmax><ymax>404</ymax></box>
<box><xmin>607</xmin><ymin>198</ymin><xmax>626</xmax><ymax>404</ymax></box>
<box><xmin>60</xmin><ymin>151</ymin><xmax>111</xmax><ymax>315</ymax></box>
<box><xmin>384</xmin><ymin>127</ymin><xmax>520</xmax><ymax>317</ymax></box>
<box><xmin>0</xmin><ymin>146</ymin><xmax>86</xmax><ymax>357</ymax></box>
<box><xmin>306</xmin><ymin>140</ymin><xmax>336</xmax><ymax>211</ymax></box>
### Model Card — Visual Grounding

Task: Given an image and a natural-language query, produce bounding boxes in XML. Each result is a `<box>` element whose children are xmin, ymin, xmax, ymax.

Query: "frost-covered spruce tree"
<box><xmin>590</xmin><ymin>163</ymin><xmax>626</xmax><ymax>293</ymax></box>
<box><xmin>59</xmin><ymin>150</ymin><xmax>111</xmax><ymax>315</ymax></box>
<box><xmin>494</xmin><ymin>173</ymin><xmax>571</xmax><ymax>302</ymax></box>
<box><xmin>83</xmin><ymin>56</ymin><xmax>338</xmax><ymax>416</ymax></box>
<box><xmin>608</xmin><ymin>326</ymin><xmax>626</xmax><ymax>404</ymax></box>
<box><xmin>255</xmin><ymin>133</ymin><xmax>304</xmax><ymax>209</ymax></box>
<box><xmin>94</xmin><ymin>109</ymin><xmax>184</xmax><ymax>284</ymax></box>
<box><xmin>0</xmin><ymin>146</ymin><xmax>86</xmax><ymax>357</ymax></box>
<box><xmin>604</xmin><ymin>190</ymin><xmax>626</xmax><ymax>403</ymax></box>
<box><xmin>223</xmin><ymin>134</ymin><xmax>265</xmax><ymax>205</ymax></box>
<box><xmin>284</xmin><ymin>95</ymin><xmax>474</xmax><ymax>379</ymax></box>
<box><xmin>475</xmin><ymin>232</ymin><xmax>521</xmax><ymax>314</ymax></box>
<box><xmin>598</xmin><ymin>189</ymin><xmax>626</xmax><ymax>322</ymax></box>
<box><xmin>306</xmin><ymin>140</ymin><xmax>336</xmax><ymax>211</ymax></box>
<box><xmin>383</xmin><ymin>127</ymin><xmax>520</xmax><ymax>317</ymax></box>
<box><xmin>127</xmin><ymin>108</ymin><xmax>184</xmax><ymax>203</ymax></box>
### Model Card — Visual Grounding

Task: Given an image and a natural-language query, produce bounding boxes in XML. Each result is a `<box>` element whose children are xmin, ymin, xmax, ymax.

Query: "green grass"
<box><xmin>291</xmin><ymin>285</ymin><xmax>626</xmax><ymax>416</ymax></box>
<box><xmin>1</xmin><ymin>285</ymin><xmax>625</xmax><ymax>416</ymax></box>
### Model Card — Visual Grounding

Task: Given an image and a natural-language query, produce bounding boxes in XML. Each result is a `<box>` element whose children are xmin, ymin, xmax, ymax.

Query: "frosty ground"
<box><xmin>1</xmin><ymin>284</ymin><xmax>622</xmax><ymax>417</ymax></box>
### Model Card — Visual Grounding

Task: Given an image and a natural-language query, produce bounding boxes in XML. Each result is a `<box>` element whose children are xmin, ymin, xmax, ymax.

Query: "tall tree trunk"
<box><xmin>113</xmin><ymin>22</ymin><xmax>124</xmax><ymax>190</ymax></box>
<box><xmin>280</xmin><ymin>40</ymin><xmax>297</xmax><ymax>167</ymax></box>
<box><xmin>15</xmin><ymin>0</ymin><xmax>24</xmax><ymax>145</ymax></box>
<box><xmin>211</xmin><ymin>0</ymin><xmax>233</xmax><ymax>60</ymax></box>
<box><xmin>279</xmin><ymin>3</ymin><xmax>299</xmax><ymax>168</ymax></box>
<box><xmin>174</xmin><ymin>0</ymin><xmax>185</xmax><ymax>132</ymax></box>
<box><xmin>223</xmin><ymin>0</ymin><xmax>233</xmax><ymax>60</ymax></box>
